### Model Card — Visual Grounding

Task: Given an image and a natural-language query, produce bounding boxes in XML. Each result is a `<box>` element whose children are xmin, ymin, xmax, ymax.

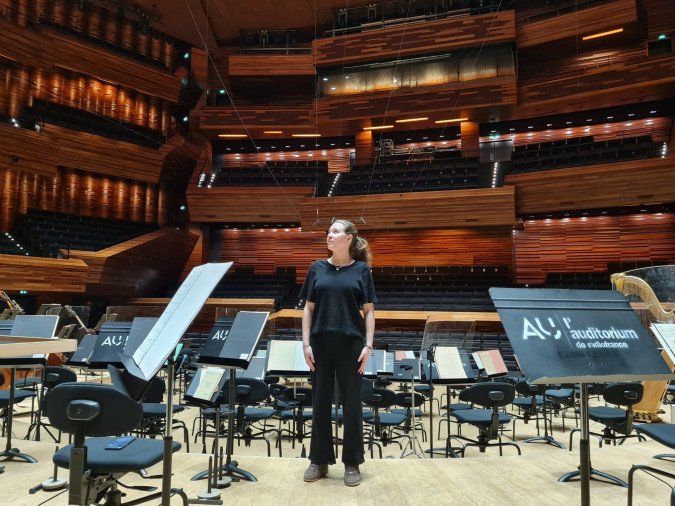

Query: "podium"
<box><xmin>490</xmin><ymin>287</ymin><xmax>675</xmax><ymax>506</ymax></box>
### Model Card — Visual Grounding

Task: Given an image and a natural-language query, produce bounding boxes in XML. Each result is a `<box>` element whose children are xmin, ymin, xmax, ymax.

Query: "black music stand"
<box><xmin>0</xmin><ymin>315</ymin><xmax>59</xmax><ymax>464</ymax></box>
<box><xmin>490</xmin><ymin>287</ymin><xmax>675</xmax><ymax>506</ymax></box>
<box><xmin>190</xmin><ymin>311</ymin><xmax>269</xmax><ymax>483</ymax></box>
<box><xmin>119</xmin><ymin>262</ymin><xmax>233</xmax><ymax>505</ymax></box>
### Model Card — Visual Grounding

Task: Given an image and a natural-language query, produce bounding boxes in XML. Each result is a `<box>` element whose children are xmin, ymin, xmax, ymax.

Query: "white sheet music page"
<box><xmin>130</xmin><ymin>262</ymin><xmax>232</xmax><ymax>381</ymax></box>
<box><xmin>651</xmin><ymin>323</ymin><xmax>675</xmax><ymax>364</ymax></box>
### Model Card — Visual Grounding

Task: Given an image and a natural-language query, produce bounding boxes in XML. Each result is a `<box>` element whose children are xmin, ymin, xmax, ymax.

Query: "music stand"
<box><xmin>191</xmin><ymin>311</ymin><xmax>269</xmax><ymax>482</ymax></box>
<box><xmin>490</xmin><ymin>287</ymin><xmax>675</xmax><ymax>506</ymax></box>
<box><xmin>114</xmin><ymin>262</ymin><xmax>233</xmax><ymax>505</ymax></box>
<box><xmin>0</xmin><ymin>315</ymin><xmax>59</xmax><ymax>464</ymax></box>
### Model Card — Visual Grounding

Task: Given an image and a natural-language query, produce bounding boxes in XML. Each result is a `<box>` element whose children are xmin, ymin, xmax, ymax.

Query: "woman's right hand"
<box><xmin>303</xmin><ymin>345</ymin><xmax>315</xmax><ymax>371</ymax></box>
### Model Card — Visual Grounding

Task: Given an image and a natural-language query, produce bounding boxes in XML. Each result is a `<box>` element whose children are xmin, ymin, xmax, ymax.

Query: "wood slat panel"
<box><xmin>220</xmin><ymin>227</ymin><xmax>514</xmax><ymax>284</ymax></box>
<box><xmin>186</xmin><ymin>187</ymin><xmax>312</xmax><ymax>223</ymax></box>
<box><xmin>517</xmin><ymin>0</ymin><xmax>638</xmax><ymax>49</ymax></box>
<box><xmin>0</xmin><ymin>19</ymin><xmax>181</xmax><ymax>102</ymax></box>
<box><xmin>228</xmin><ymin>54</ymin><xmax>316</xmax><ymax>76</ymax></box>
<box><xmin>200</xmin><ymin>105</ymin><xmax>315</xmax><ymax>131</ymax></box>
<box><xmin>518</xmin><ymin>55</ymin><xmax>675</xmax><ymax>109</ymax></box>
<box><xmin>505</xmin><ymin>157</ymin><xmax>675</xmax><ymax>215</ymax></box>
<box><xmin>313</xmin><ymin>10</ymin><xmax>515</xmax><ymax>66</ymax></box>
<box><xmin>0</xmin><ymin>123</ymin><xmax>59</xmax><ymax>178</ymax></box>
<box><xmin>514</xmin><ymin>213</ymin><xmax>675</xmax><ymax>285</ymax></box>
<box><xmin>299</xmin><ymin>187</ymin><xmax>516</xmax><ymax>230</ymax></box>
<box><xmin>68</xmin><ymin>228</ymin><xmax>199</xmax><ymax>297</ymax></box>
<box><xmin>0</xmin><ymin>255</ymin><xmax>89</xmax><ymax>292</ymax></box>
<box><xmin>188</xmin><ymin>186</ymin><xmax>516</xmax><ymax>230</ymax></box>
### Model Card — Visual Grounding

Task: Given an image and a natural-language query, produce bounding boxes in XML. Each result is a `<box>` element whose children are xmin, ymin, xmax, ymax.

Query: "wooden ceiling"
<box><xmin>93</xmin><ymin>0</ymin><xmax>377</xmax><ymax>48</ymax></box>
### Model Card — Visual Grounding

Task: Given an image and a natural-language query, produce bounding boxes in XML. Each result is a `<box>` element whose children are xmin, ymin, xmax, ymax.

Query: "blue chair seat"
<box><xmin>442</xmin><ymin>402</ymin><xmax>471</xmax><ymax>412</ymax></box>
<box><xmin>391</xmin><ymin>408</ymin><xmax>423</xmax><ymax>418</ymax></box>
<box><xmin>0</xmin><ymin>389</ymin><xmax>36</xmax><ymax>405</ymax></box>
<box><xmin>142</xmin><ymin>403</ymin><xmax>186</xmax><ymax>417</ymax></box>
<box><xmin>546</xmin><ymin>388</ymin><xmax>574</xmax><ymax>401</ymax></box>
<box><xmin>589</xmin><ymin>405</ymin><xmax>626</xmax><ymax>423</ymax></box>
<box><xmin>372</xmin><ymin>412</ymin><xmax>407</xmax><ymax>427</ymax></box>
<box><xmin>453</xmin><ymin>408</ymin><xmax>511</xmax><ymax>427</ymax></box>
<box><xmin>513</xmin><ymin>395</ymin><xmax>544</xmax><ymax>408</ymax></box>
<box><xmin>635</xmin><ymin>424</ymin><xmax>675</xmax><ymax>448</ymax></box>
<box><xmin>54</xmin><ymin>437</ymin><xmax>181</xmax><ymax>474</ymax></box>
<box><xmin>280</xmin><ymin>409</ymin><xmax>313</xmax><ymax>421</ymax></box>
<box><xmin>243</xmin><ymin>407</ymin><xmax>276</xmax><ymax>421</ymax></box>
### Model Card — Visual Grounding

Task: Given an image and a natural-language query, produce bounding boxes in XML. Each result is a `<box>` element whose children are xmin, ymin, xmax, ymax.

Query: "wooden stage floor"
<box><xmin>2</xmin><ymin>386</ymin><xmax>674</xmax><ymax>506</ymax></box>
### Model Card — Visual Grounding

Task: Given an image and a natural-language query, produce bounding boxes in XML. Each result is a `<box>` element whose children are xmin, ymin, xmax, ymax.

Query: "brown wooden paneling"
<box><xmin>186</xmin><ymin>187</ymin><xmax>312</xmax><ymax>223</ymax></box>
<box><xmin>505</xmin><ymin>156</ymin><xmax>675</xmax><ymax>215</ymax></box>
<box><xmin>220</xmin><ymin>226</ymin><xmax>514</xmax><ymax>283</ymax></box>
<box><xmin>0</xmin><ymin>255</ymin><xmax>89</xmax><ymax>292</ymax></box>
<box><xmin>516</xmin><ymin>0</ymin><xmax>638</xmax><ymax>49</ymax></box>
<box><xmin>187</xmin><ymin>186</ymin><xmax>516</xmax><ymax>230</ymax></box>
<box><xmin>517</xmin><ymin>55</ymin><xmax>675</xmax><ymax>119</ymax></box>
<box><xmin>514</xmin><ymin>213</ymin><xmax>675</xmax><ymax>285</ymax></box>
<box><xmin>0</xmin><ymin>123</ymin><xmax>60</xmax><ymax>178</ymax></box>
<box><xmin>200</xmin><ymin>105</ymin><xmax>315</xmax><ymax>132</ymax></box>
<box><xmin>313</xmin><ymin>10</ymin><xmax>515</xmax><ymax>66</ymax></box>
<box><xmin>0</xmin><ymin>18</ymin><xmax>181</xmax><ymax>102</ymax></box>
<box><xmin>68</xmin><ymin>228</ymin><xmax>199</xmax><ymax>297</ymax></box>
<box><xmin>228</xmin><ymin>54</ymin><xmax>316</xmax><ymax>76</ymax></box>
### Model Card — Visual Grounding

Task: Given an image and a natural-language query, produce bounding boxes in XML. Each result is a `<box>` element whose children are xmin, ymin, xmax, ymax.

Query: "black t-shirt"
<box><xmin>299</xmin><ymin>259</ymin><xmax>377</xmax><ymax>339</ymax></box>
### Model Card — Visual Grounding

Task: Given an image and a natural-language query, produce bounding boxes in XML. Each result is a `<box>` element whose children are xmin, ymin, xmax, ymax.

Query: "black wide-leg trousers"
<box><xmin>308</xmin><ymin>334</ymin><xmax>365</xmax><ymax>467</ymax></box>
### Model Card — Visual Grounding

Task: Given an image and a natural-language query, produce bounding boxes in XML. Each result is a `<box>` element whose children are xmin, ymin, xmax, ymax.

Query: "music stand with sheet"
<box><xmin>490</xmin><ymin>287</ymin><xmax>675</xmax><ymax>506</ymax></box>
<box><xmin>0</xmin><ymin>315</ymin><xmax>60</xmax><ymax>464</ymax></box>
<box><xmin>190</xmin><ymin>311</ymin><xmax>269</xmax><ymax>482</ymax></box>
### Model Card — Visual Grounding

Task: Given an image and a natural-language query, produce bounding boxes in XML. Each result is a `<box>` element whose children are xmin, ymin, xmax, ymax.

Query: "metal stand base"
<box><xmin>192</xmin><ymin>461</ymin><xmax>256</xmax><ymax>482</ymax></box>
<box><xmin>401</xmin><ymin>435</ymin><xmax>425</xmax><ymax>459</ymax></box>
<box><xmin>558</xmin><ymin>465</ymin><xmax>628</xmax><ymax>488</ymax></box>
<box><xmin>0</xmin><ymin>448</ymin><xmax>37</xmax><ymax>463</ymax></box>
<box><xmin>524</xmin><ymin>435</ymin><xmax>566</xmax><ymax>449</ymax></box>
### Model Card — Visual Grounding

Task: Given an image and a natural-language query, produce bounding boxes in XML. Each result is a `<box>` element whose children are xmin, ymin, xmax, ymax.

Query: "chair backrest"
<box><xmin>602</xmin><ymin>382</ymin><xmax>644</xmax><ymax>407</ymax></box>
<box><xmin>515</xmin><ymin>380</ymin><xmax>545</xmax><ymax>397</ymax></box>
<box><xmin>394</xmin><ymin>391</ymin><xmax>425</xmax><ymax>408</ymax></box>
<box><xmin>366</xmin><ymin>387</ymin><xmax>397</xmax><ymax>409</ymax></box>
<box><xmin>459</xmin><ymin>382</ymin><xmax>515</xmax><ymax>408</ymax></box>
<box><xmin>281</xmin><ymin>386</ymin><xmax>313</xmax><ymax>407</ymax></box>
<box><xmin>223</xmin><ymin>378</ymin><xmax>270</xmax><ymax>405</ymax></box>
<box><xmin>43</xmin><ymin>366</ymin><xmax>78</xmax><ymax>389</ymax></box>
<box><xmin>47</xmin><ymin>383</ymin><xmax>143</xmax><ymax>437</ymax></box>
<box><xmin>141</xmin><ymin>376</ymin><xmax>166</xmax><ymax>403</ymax></box>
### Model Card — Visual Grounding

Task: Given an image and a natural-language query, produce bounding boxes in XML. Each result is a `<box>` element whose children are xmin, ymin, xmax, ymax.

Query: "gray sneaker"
<box><xmin>344</xmin><ymin>465</ymin><xmax>361</xmax><ymax>486</ymax></box>
<box><xmin>303</xmin><ymin>463</ymin><xmax>328</xmax><ymax>482</ymax></box>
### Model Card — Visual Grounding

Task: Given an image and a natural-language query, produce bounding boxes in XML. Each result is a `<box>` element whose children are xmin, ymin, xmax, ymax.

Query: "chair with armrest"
<box><xmin>450</xmin><ymin>382</ymin><xmax>521</xmax><ymax>457</ymax></box>
<box><xmin>47</xmin><ymin>382</ymin><xmax>187</xmax><ymax>506</ymax></box>
<box><xmin>136</xmin><ymin>376</ymin><xmax>190</xmax><ymax>452</ymax></box>
<box><xmin>25</xmin><ymin>365</ymin><xmax>77</xmax><ymax>442</ymax></box>
<box><xmin>363</xmin><ymin>387</ymin><xmax>408</xmax><ymax>451</ymax></box>
<box><xmin>627</xmin><ymin>423</ymin><xmax>675</xmax><ymax>505</ymax></box>
<box><xmin>569</xmin><ymin>382</ymin><xmax>645</xmax><ymax>451</ymax></box>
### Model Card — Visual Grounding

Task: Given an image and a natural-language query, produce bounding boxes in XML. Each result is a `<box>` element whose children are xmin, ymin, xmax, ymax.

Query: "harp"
<box><xmin>611</xmin><ymin>265</ymin><xmax>675</xmax><ymax>421</ymax></box>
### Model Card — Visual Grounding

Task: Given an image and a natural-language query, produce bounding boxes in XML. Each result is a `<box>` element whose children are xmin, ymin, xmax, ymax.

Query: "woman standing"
<box><xmin>300</xmin><ymin>219</ymin><xmax>376</xmax><ymax>487</ymax></box>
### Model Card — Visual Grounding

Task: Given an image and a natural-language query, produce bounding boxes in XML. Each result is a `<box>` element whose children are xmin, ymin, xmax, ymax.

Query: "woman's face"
<box><xmin>327</xmin><ymin>222</ymin><xmax>352</xmax><ymax>254</ymax></box>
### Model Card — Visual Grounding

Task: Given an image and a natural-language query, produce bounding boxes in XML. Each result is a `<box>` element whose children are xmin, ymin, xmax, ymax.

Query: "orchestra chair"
<box><xmin>569</xmin><ymin>382</ymin><xmax>645</xmax><ymax>451</ymax></box>
<box><xmin>393</xmin><ymin>391</ymin><xmax>428</xmax><ymax>442</ymax></box>
<box><xmin>0</xmin><ymin>372</ymin><xmax>37</xmax><ymax>438</ymax></box>
<box><xmin>627</xmin><ymin>423</ymin><xmax>675</xmax><ymax>505</ymax></box>
<box><xmin>450</xmin><ymin>382</ymin><xmax>521</xmax><ymax>457</ymax></box>
<box><xmin>25</xmin><ymin>365</ymin><xmax>77</xmax><ymax>442</ymax></box>
<box><xmin>363</xmin><ymin>387</ymin><xmax>408</xmax><ymax>451</ymax></box>
<box><xmin>222</xmin><ymin>377</ymin><xmax>282</xmax><ymax>457</ymax></box>
<box><xmin>47</xmin><ymin>382</ymin><xmax>187</xmax><ymax>506</ymax></box>
<box><xmin>136</xmin><ymin>376</ymin><xmax>190</xmax><ymax>453</ymax></box>
<box><xmin>276</xmin><ymin>386</ymin><xmax>313</xmax><ymax>449</ymax></box>
<box><xmin>545</xmin><ymin>384</ymin><xmax>578</xmax><ymax>433</ymax></box>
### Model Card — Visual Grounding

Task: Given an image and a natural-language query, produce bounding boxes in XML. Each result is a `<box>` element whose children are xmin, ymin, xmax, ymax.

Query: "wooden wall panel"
<box><xmin>0</xmin><ymin>124</ymin><xmax>60</xmax><ymax>178</ymax></box>
<box><xmin>0</xmin><ymin>18</ymin><xmax>181</xmax><ymax>102</ymax></box>
<box><xmin>228</xmin><ymin>54</ymin><xmax>316</xmax><ymax>76</ymax></box>
<box><xmin>505</xmin><ymin>157</ymin><xmax>675</xmax><ymax>215</ymax></box>
<box><xmin>68</xmin><ymin>228</ymin><xmax>199</xmax><ymax>297</ymax></box>
<box><xmin>220</xmin><ymin>227</ymin><xmax>514</xmax><ymax>283</ymax></box>
<box><xmin>313</xmin><ymin>10</ymin><xmax>515</xmax><ymax>66</ymax></box>
<box><xmin>200</xmin><ymin>105</ymin><xmax>315</xmax><ymax>132</ymax></box>
<box><xmin>516</xmin><ymin>0</ymin><xmax>638</xmax><ymax>49</ymax></box>
<box><xmin>518</xmin><ymin>55</ymin><xmax>675</xmax><ymax>110</ymax></box>
<box><xmin>514</xmin><ymin>213</ymin><xmax>675</xmax><ymax>285</ymax></box>
<box><xmin>0</xmin><ymin>255</ymin><xmax>89</xmax><ymax>293</ymax></box>
<box><xmin>187</xmin><ymin>186</ymin><xmax>516</xmax><ymax>230</ymax></box>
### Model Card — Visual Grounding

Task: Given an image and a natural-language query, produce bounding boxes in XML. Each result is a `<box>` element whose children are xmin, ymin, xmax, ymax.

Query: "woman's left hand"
<box><xmin>357</xmin><ymin>347</ymin><xmax>370</xmax><ymax>374</ymax></box>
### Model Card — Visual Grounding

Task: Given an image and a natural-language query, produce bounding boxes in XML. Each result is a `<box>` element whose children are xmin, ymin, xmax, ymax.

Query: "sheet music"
<box><xmin>128</xmin><ymin>262</ymin><xmax>232</xmax><ymax>381</ymax></box>
<box><xmin>472</xmin><ymin>350</ymin><xmax>508</xmax><ymax>376</ymax></box>
<box><xmin>651</xmin><ymin>323</ymin><xmax>675</xmax><ymax>364</ymax></box>
<box><xmin>193</xmin><ymin>366</ymin><xmax>226</xmax><ymax>401</ymax></box>
<box><xmin>435</xmin><ymin>346</ymin><xmax>471</xmax><ymax>380</ymax></box>
<box><xmin>267</xmin><ymin>340</ymin><xmax>309</xmax><ymax>375</ymax></box>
